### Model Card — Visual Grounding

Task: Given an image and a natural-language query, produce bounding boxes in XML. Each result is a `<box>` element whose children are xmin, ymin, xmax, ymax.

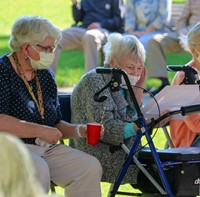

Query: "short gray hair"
<box><xmin>103</xmin><ymin>33</ymin><xmax>146</xmax><ymax>65</ymax></box>
<box><xmin>9</xmin><ymin>15</ymin><xmax>62</xmax><ymax>52</ymax></box>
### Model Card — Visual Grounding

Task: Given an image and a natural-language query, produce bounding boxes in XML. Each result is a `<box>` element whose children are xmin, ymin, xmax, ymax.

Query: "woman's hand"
<box><xmin>79</xmin><ymin>124</ymin><xmax>104</xmax><ymax>139</ymax></box>
<box><xmin>133</xmin><ymin>67</ymin><xmax>146</xmax><ymax>105</ymax></box>
<box><xmin>146</xmin><ymin>109</ymin><xmax>172</xmax><ymax>128</ymax></box>
<box><xmin>135</xmin><ymin>66</ymin><xmax>146</xmax><ymax>88</ymax></box>
<box><xmin>39</xmin><ymin>127</ymin><xmax>63</xmax><ymax>144</ymax></box>
<box><xmin>171</xmin><ymin>71</ymin><xmax>185</xmax><ymax>85</ymax></box>
<box><xmin>71</xmin><ymin>0</ymin><xmax>77</xmax><ymax>5</ymax></box>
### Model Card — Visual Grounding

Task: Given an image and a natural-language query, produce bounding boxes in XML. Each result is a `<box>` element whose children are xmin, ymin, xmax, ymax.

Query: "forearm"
<box><xmin>55</xmin><ymin>121</ymin><xmax>81</xmax><ymax>139</ymax></box>
<box><xmin>72</xmin><ymin>1</ymin><xmax>82</xmax><ymax>23</ymax></box>
<box><xmin>0</xmin><ymin>114</ymin><xmax>45</xmax><ymax>138</ymax></box>
<box><xmin>101</xmin><ymin>0</ymin><xmax>124</xmax><ymax>30</ymax></box>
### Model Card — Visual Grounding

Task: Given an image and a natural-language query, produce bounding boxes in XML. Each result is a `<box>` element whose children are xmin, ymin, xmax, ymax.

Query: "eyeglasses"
<box><xmin>35</xmin><ymin>44</ymin><xmax>57</xmax><ymax>53</ymax></box>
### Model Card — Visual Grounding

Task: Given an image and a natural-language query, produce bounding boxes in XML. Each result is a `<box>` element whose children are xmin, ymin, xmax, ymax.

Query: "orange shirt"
<box><xmin>170</xmin><ymin>60</ymin><xmax>200</xmax><ymax>147</ymax></box>
<box><xmin>170</xmin><ymin>114</ymin><xmax>200</xmax><ymax>147</ymax></box>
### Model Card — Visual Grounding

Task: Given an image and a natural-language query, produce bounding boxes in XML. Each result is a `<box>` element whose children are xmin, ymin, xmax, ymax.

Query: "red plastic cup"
<box><xmin>87</xmin><ymin>123</ymin><xmax>102</xmax><ymax>145</ymax></box>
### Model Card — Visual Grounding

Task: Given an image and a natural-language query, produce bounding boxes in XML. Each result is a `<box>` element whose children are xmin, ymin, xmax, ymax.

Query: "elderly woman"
<box><xmin>70</xmin><ymin>33</ymin><xmax>146</xmax><ymax>184</ymax></box>
<box><xmin>0</xmin><ymin>16</ymin><xmax>103</xmax><ymax>197</ymax></box>
<box><xmin>170</xmin><ymin>21</ymin><xmax>200</xmax><ymax>148</ymax></box>
<box><xmin>0</xmin><ymin>132</ymin><xmax>60</xmax><ymax>197</ymax></box>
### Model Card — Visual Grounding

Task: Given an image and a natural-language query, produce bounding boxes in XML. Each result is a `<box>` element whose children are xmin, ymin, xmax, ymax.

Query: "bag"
<box><xmin>134</xmin><ymin>147</ymin><xmax>200</xmax><ymax>197</ymax></box>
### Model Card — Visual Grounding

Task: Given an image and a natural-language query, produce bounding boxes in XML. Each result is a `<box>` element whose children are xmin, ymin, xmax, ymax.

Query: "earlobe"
<box><xmin>22</xmin><ymin>43</ymin><xmax>30</xmax><ymax>59</ymax></box>
<box><xmin>189</xmin><ymin>45</ymin><xmax>197</xmax><ymax>58</ymax></box>
<box><xmin>109</xmin><ymin>57</ymin><xmax>115</xmax><ymax>68</ymax></box>
<box><xmin>109</xmin><ymin>57</ymin><xmax>118</xmax><ymax>68</ymax></box>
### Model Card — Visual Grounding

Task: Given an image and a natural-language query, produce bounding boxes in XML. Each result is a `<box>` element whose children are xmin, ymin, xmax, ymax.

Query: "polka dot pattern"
<box><xmin>0</xmin><ymin>54</ymin><xmax>62</xmax><ymax>144</ymax></box>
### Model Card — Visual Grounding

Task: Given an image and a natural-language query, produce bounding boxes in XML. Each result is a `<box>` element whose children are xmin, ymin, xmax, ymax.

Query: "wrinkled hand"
<box><xmin>82</xmin><ymin>123</ymin><xmax>104</xmax><ymax>139</ymax></box>
<box><xmin>171</xmin><ymin>72</ymin><xmax>185</xmax><ymax>85</ymax></box>
<box><xmin>128</xmin><ymin>30</ymin><xmax>144</xmax><ymax>38</ymax></box>
<box><xmin>40</xmin><ymin>127</ymin><xmax>63</xmax><ymax>144</ymax></box>
<box><xmin>71</xmin><ymin>0</ymin><xmax>77</xmax><ymax>5</ymax></box>
<box><xmin>148</xmin><ymin>109</ymin><xmax>172</xmax><ymax>128</ymax></box>
<box><xmin>135</xmin><ymin>66</ymin><xmax>146</xmax><ymax>88</ymax></box>
<box><xmin>87</xmin><ymin>22</ymin><xmax>101</xmax><ymax>30</ymax></box>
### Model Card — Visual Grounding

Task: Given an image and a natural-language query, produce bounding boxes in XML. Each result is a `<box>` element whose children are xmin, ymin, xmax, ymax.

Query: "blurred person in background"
<box><xmin>51</xmin><ymin>0</ymin><xmax>125</xmax><ymax>74</ymax></box>
<box><xmin>146</xmin><ymin>0</ymin><xmax>200</xmax><ymax>95</ymax></box>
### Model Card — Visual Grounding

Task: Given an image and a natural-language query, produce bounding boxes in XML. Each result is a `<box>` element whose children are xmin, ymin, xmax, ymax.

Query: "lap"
<box><xmin>60</xmin><ymin>26</ymin><xmax>108</xmax><ymax>50</ymax></box>
<box><xmin>27</xmin><ymin>144</ymin><xmax>101</xmax><ymax>187</ymax></box>
<box><xmin>152</xmin><ymin>32</ymin><xmax>183</xmax><ymax>53</ymax></box>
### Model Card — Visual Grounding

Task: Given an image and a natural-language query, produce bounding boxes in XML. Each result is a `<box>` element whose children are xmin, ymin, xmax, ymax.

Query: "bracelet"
<box><xmin>75</xmin><ymin>125</ymin><xmax>82</xmax><ymax>137</ymax></box>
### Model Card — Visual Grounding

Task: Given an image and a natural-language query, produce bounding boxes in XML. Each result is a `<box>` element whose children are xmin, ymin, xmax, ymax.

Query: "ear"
<box><xmin>109</xmin><ymin>57</ymin><xmax>116</xmax><ymax>68</ymax></box>
<box><xmin>189</xmin><ymin>45</ymin><xmax>197</xmax><ymax>58</ymax></box>
<box><xmin>21</xmin><ymin>43</ymin><xmax>30</xmax><ymax>57</ymax></box>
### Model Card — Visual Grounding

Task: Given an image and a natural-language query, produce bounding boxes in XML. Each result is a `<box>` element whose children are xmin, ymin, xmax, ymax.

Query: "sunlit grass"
<box><xmin>2</xmin><ymin>1</ymin><xmax>198</xmax><ymax>196</ymax></box>
<box><xmin>0</xmin><ymin>0</ymin><xmax>189</xmax><ymax>88</ymax></box>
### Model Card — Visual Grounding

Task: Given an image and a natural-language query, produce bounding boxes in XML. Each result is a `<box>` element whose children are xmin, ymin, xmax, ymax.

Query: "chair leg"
<box><xmin>162</xmin><ymin>126</ymin><xmax>174</xmax><ymax>148</ymax></box>
<box><xmin>50</xmin><ymin>182</ymin><xmax>56</xmax><ymax>193</ymax></box>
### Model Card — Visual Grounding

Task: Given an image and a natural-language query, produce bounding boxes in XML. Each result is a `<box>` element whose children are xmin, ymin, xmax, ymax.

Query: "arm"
<box><xmin>72</xmin><ymin>0</ymin><xmax>83</xmax><ymax>24</ymax></box>
<box><xmin>71</xmin><ymin>73</ymin><xmax>138</xmax><ymax>146</ymax></box>
<box><xmin>176</xmin><ymin>0</ymin><xmax>191</xmax><ymax>34</ymax></box>
<box><xmin>184</xmin><ymin>114</ymin><xmax>200</xmax><ymax>133</ymax></box>
<box><xmin>145</xmin><ymin>0</ymin><xmax>171</xmax><ymax>32</ymax></box>
<box><xmin>0</xmin><ymin>114</ymin><xmax>63</xmax><ymax>144</ymax></box>
<box><xmin>100</xmin><ymin>0</ymin><xmax>125</xmax><ymax>31</ymax></box>
<box><xmin>55</xmin><ymin>120</ymin><xmax>87</xmax><ymax>139</ymax></box>
<box><xmin>125</xmin><ymin>0</ymin><xmax>136</xmax><ymax>33</ymax></box>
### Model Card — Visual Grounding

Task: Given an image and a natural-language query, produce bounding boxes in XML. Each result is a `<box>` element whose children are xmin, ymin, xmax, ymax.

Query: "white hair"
<box><xmin>179</xmin><ymin>21</ymin><xmax>200</xmax><ymax>52</ymax></box>
<box><xmin>8</xmin><ymin>16</ymin><xmax>62</xmax><ymax>52</ymax></box>
<box><xmin>188</xmin><ymin>21</ymin><xmax>200</xmax><ymax>49</ymax></box>
<box><xmin>0</xmin><ymin>133</ymin><xmax>61</xmax><ymax>197</ymax></box>
<box><xmin>103</xmin><ymin>33</ymin><xmax>146</xmax><ymax>65</ymax></box>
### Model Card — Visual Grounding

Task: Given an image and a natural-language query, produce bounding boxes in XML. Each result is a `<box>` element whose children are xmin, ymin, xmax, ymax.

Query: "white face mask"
<box><xmin>29</xmin><ymin>46</ymin><xmax>54</xmax><ymax>70</ymax></box>
<box><xmin>121</xmin><ymin>74</ymin><xmax>140</xmax><ymax>89</ymax></box>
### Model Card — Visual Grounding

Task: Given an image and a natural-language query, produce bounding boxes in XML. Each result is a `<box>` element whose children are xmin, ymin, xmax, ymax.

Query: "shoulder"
<box><xmin>0</xmin><ymin>54</ymin><xmax>13</xmax><ymax>77</ymax></box>
<box><xmin>72</xmin><ymin>68</ymin><xmax>105</xmax><ymax>96</ymax></box>
<box><xmin>78</xmin><ymin>69</ymin><xmax>103</xmax><ymax>86</ymax></box>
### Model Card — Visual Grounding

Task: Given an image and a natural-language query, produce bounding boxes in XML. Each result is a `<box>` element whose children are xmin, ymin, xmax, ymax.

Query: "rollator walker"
<box><xmin>96</xmin><ymin>68</ymin><xmax>200</xmax><ymax>197</ymax></box>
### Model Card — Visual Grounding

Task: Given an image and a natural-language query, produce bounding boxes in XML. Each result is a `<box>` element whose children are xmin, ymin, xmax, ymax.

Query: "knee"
<box><xmin>33</xmin><ymin>157</ymin><xmax>51</xmax><ymax>192</ymax></box>
<box><xmin>148</xmin><ymin>37</ymin><xmax>158</xmax><ymax>49</ymax></box>
<box><xmin>82</xmin><ymin>30</ymin><xmax>98</xmax><ymax>45</ymax></box>
<box><xmin>81</xmin><ymin>154</ymin><xmax>103</xmax><ymax>179</ymax></box>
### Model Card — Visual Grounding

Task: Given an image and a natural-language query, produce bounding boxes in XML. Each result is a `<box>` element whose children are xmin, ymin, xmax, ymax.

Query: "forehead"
<box><xmin>39</xmin><ymin>36</ymin><xmax>56</xmax><ymax>45</ymax></box>
<box><xmin>120</xmin><ymin>52</ymin><xmax>143</xmax><ymax>65</ymax></box>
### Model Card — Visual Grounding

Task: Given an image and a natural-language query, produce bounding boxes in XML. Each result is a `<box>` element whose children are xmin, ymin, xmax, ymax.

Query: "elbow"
<box><xmin>0</xmin><ymin>114</ymin><xmax>10</xmax><ymax>124</ymax></box>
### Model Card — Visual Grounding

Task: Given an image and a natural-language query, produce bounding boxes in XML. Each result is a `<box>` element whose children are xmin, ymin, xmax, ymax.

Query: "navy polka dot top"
<box><xmin>0</xmin><ymin>54</ymin><xmax>62</xmax><ymax>144</ymax></box>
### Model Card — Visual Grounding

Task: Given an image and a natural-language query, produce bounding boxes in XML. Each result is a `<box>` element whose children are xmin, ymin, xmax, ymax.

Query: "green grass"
<box><xmin>0</xmin><ymin>0</ymin><xmax>189</xmax><ymax>88</ymax></box>
<box><xmin>1</xmin><ymin>1</ymin><xmax>198</xmax><ymax>196</ymax></box>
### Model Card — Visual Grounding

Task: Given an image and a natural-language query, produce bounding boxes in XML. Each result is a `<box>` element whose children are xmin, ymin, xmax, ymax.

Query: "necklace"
<box><xmin>12</xmin><ymin>52</ymin><xmax>45</xmax><ymax>122</ymax></box>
